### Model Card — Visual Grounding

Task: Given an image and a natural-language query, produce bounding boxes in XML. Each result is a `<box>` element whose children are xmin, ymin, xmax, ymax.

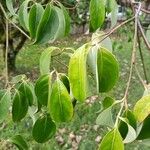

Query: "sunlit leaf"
<box><xmin>32</xmin><ymin>115</ymin><xmax>56</xmax><ymax>143</ymax></box>
<box><xmin>68</xmin><ymin>44</ymin><xmax>91</xmax><ymax>102</ymax></box>
<box><xmin>48</xmin><ymin>78</ymin><xmax>73</xmax><ymax>122</ymax></box>
<box><xmin>99</xmin><ymin>128</ymin><xmax>124</xmax><ymax>150</ymax></box>
<box><xmin>40</xmin><ymin>47</ymin><xmax>58</xmax><ymax>75</ymax></box>
<box><xmin>134</xmin><ymin>95</ymin><xmax>150</xmax><ymax>122</ymax></box>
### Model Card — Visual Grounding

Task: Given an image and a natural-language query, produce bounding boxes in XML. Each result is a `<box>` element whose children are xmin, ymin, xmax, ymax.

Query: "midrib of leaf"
<box><xmin>43</xmin><ymin>116</ymin><xmax>48</xmax><ymax>136</ymax></box>
<box><xmin>57</xmin><ymin>81</ymin><xmax>63</xmax><ymax>120</ymax></box>
<box><xmin>98</xmin><ymin>48</ymin><xmax>103</xmax><ymax>91</ymax></box>
<box><xmin>111</xmin><ymin>129</ymin><xmax>117</xmax><ymax>150</ymax></box>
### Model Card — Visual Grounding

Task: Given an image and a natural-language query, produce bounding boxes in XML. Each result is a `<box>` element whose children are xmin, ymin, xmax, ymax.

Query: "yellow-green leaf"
<box><xmin>48</xmin><ymin>78</ymin><xmax>73</xmax><ymax>123</ymax></box>
<box><xmin>134</xmin><ymin>95</ymin><xmax>150</xmax><ymax>122</ymax></box>
<box><xmin>68</xmin><ymin>44</ymin><xmax>91</xmax><ymax>102</ymax></box>
<box><xmin>99</xmin><ymin>128</ymin><xmax>124</xmax><ymax>150</ymax></box>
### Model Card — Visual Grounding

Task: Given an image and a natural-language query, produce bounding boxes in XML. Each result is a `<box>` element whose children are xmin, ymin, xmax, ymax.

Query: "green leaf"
<box><xmin>59</xmin><ymin>73</ymin><xmax>70</xmax><ymax>93</ymax></box>
<box><xmin>99</xmin><ymin>128</ymin><xmax>124</xmax><ymax>150</ymax></box>
<box><xmin>96</xmin><ymin>97</ymin><xmax>115</xmax><ymax>127</ymax></box>
<box><xmin>119</xmin><ymin>110</ymin><xmax>137</xmax><ymax>142</ymax></box>
<box><xmin>53</xmin><ymin>3</ymin><xmax>70</xmax><ymax>40</ymax></box>
<box><xmin>11</xmin><ymin>74</ymin><xmax>27</xmax><ymax>84</ymax></box>
<box><xmin>34</xmin><ymin>74</ymin><xmax>51</xmax><ymax>106</ymax></box>
<box><xmin>29</xmin><ymin>3</ymin><xmax>44</xmax><ymax>38</ymax></box>
<box><xmin>101</xmin><ymin>96</ymin><xmax>115</xmax><ymax>109</ymax></box>
<box><xmin>18</xmin><ymin>82</ymin><xmax>34</xmax><ymax>106</ymax></box>
<box><xmin>9</xmin><ymin>135</ymin><xmax>29</xmax><ymax>150</ymax></box>
<box><xmin>40</xmin><ymin>47</ymin><xmax>58</xmax><ymax>75</ymax></box>
<box><xmin>134</xmin><ymin>95</ymin><xmax>150</xmax><ymax>122</ymax></box>
<box><xmin>0</xmin><ymin>90</ymin><xmax>11</xmax><ymax>122</ymax></box>
<box><xmin>106</xmin><ymin>0</ymin><xmax>117</xmax><ymax>13</ymax></box>
<box><xmin>48</xmin><ymin>78</ymin><xmax>73</xmax><ymax>122</ymax></box>
<box><xmin>6</xmin><ymin>0</ymin><xmax>16</xmax><ymax>15</ymax></box>
<box><xmin>18</xmin><ymin>0</ymin><xmax>32</xmax><ymax>31</ymax></box>
<box><xmin>35</xmin><ymin>4</ymin><xmax>59</xmax><ymax>44</ymax></box>
<box><xmin>137</xmin><ymin>116</ymin><xmax>150</xmax><ymax>140</ymax></box>
<box><xmin>89</xmin><ymin>0</ymin><xmax>105</xmax><ymax>32</ymax></box>
<box><xmin>32</xmin><ymin>115</ymin><xmax>56</xmax><ymax>143</ymax></box>
<box><xmin>68</xmin><ymin>44</ymin><xmax>91</xmax><ymax>102</ymax></box>
<box><xmin>59</xmin><ymin>3</ymin><xmax>70</xmax><ymax>36</ymax></box>
<box><xmin>146</xmin><ymin>25</ymin><xmax>150</xmax><ymax>43</ymax></box>
<box><xmin>119</xmin><ymin>117</ymin><xmax>137</xmax><ymax>143</ymax></box>
<box><xmin>96</xmin><ymin>106</ymin><xmax>114</xmax><ymax>127</ymax></box>
<box><xmin>97</xmin><ymin>47</ymin><xmax>119</xmax><ymax>92</ymax></box>
<box><xmin>110</xmin><ymin>2</ymin><xmax>118</xmax><ymax>28</ymax></box>
<box><xmin>12</xmin><ymin>90</ymin><xmax>29</xmax><ymax>122</ymax></box>
<box><xmin>91</xmin><ymin>31</ymin><xmax>112</xmax><ymax>51</ymax></box>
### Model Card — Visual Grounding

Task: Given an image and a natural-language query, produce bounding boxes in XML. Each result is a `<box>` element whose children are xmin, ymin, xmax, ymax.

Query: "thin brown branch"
<box><xmin>92</xmin><ymin>16</ymin><xmax>135</xmax><ymax>46</ymax></box>
<box><xmin>5</xmin><ymin>20</ymin><xmax>9</xmax><ymax>87</ymax></box>
<box><xmin>0</xmin><ymin>2</ymin><xmax>31</xmax><ymax>40</ymax></box>
<box><xmin>137</xmin><ymin>32</ymin><xmax>149</xmax><ymax>84</ymax></box>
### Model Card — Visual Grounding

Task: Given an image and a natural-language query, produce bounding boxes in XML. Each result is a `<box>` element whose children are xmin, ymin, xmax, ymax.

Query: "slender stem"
<box><xmin>0</xmin><ymin>2</ymin><xmax>31</xmax><ymax>40</ymax></box>
<box><xmin>138</xmin><ymin>20</ymin><xmax>150</xmax><ymax>51</ymax></box>
<box><xmin>123</xmin><ymin>3</ymin><xmax>141</xmax><ymax>109</ymax></box>
<box><xmin>135</xmin><ymin>65</ymin><xmax>147</xmax><ymax>90</ymax></box>
<box><xmin>92</xmin><ymin>16</ymin><xmax>135</xmax><ymax>46</ymax></box>
<box><xmin>5</xmin><ymin>20</ymin><xmax>9</xmax><ymax>87</ymax></box>
<box><xmin>137</xmin><ymin>32</ymin><xmax>149</xmax><ymax>83</ymax></box>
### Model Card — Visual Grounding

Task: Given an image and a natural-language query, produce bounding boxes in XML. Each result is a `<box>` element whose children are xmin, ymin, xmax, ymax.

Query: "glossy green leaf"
<box><xmin>18</xmin><ymin>0</ymin><xmax>32</xmax><ymax>31</ymax></box>
<box><xmin>137</xmin><ymin>116</ymin><xmax>150</xmax><ymax>140</ymax></box>
<box><xmin>134</xmin><ymin>95</ymin><xmax>150</xmax><ymax>122</ymax></box>
<box><xmin>68</xmin><ymin>44</ymin><xmax>91</xmax><ymax>102</ymax></box>
<box><xmin>99</xmin><ymin>128</ymin><xmax>124</xmax><ymax>150</ymax></box>
<box><xmin>59</xmin><ymin>73</ymin><xmax>70</xmax><ymax>93</ymax></box>
<box><xmin>10</xmin><ymin>135</ymin><xmax>28</xmax><ymax>150</ymax></box>
<box><xmin>12</xmin><ymin>90</ymin><xmax>29</xmax><ymax>122</ymax></box>
<box><xmin>40</xmin><ymin>47</ymin><xmax>58</xmax><ymax>75</ymax></box>
<box><xmin>35</xmin><ymin>4</ymin><xmax>60</xmax><ymax>44</ymax></box>
<box><xmin>29</xmin><ymin>3</ymin><xmax>44</xmax><ymax>38</ymax></box>
<box><xmin>0</xmin><ymin>90</ymin><xmax>11</xmax><ymax>122</ymax></box>
<box><xmin>119</xmin><ymin>117</ymin><xmax>137</xmax><ymax>143</ymax></box>
<box><xmin>97</xmin><ymin>47</ymin><xmax>119</xmax><ymax>92</ymax></box>
<box><xmin>119</xmin><ymin>110</ymin><xmax>137</xmax><ymax>142</ymax></box>
<box><xmin>89</xmin><ymin>0</ymin><xmax>105</xmax><ymax>32</ymax></box>
<box><xmin>32</xmin><ymin>115</ymin><xmax>56</xmax><ymax>143</ymax></box>
<box><xmin>35</xmin><ymin>74</ymin><xmax>51</xmax><ymax>106</ymax></box>
<box><xmin>18</xmin><ymin>82</ymin><xmax>34</xmax><ymax>106</ymax></box>
<box><xmin>6</xmin><ymin>0</ymin><xmax>16</xmax><ymax>15</ymax></box>
<box><xmin>48</xmin><ymin>78</ymin><xmax>73</xmax><ymax>122</ymax></box>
